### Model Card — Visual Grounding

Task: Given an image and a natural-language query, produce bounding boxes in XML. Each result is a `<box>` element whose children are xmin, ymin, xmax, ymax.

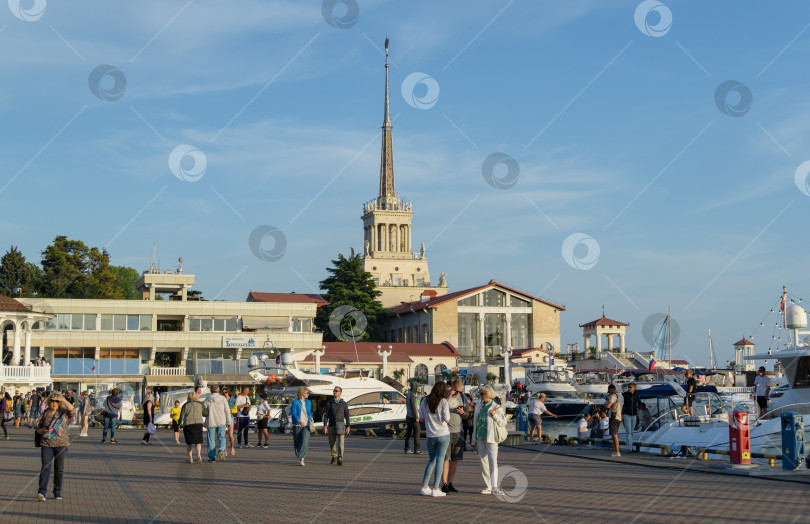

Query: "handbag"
<box><xmin>301</xmin><ymin>400</ymin><xmax>315</xmax><ymax>433</ymax></box>
<box><xmin>492</xmin><ymin>408</ymin><xmax>508</xmax><ymax>444</ymax></box>
<box><xmin>147</xmin><ymin>423</ymin><xmax>156</xmax><ymax>435</ymax></box>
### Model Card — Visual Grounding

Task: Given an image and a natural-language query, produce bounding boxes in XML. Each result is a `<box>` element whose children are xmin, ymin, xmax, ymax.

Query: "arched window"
<box><xmin>390</xmin><ymin>329</ymin><xmax>395</xmax><ymax>342</ymax></box>
<box><xmin>422</xmin><ymin>323</ymin><xmax>429</xmax><ymax>343</ymax></box>
<box><xmin>414</xmin><ymin>364</ymin><xmax>428</xmax><ymax>381</ymax></box>
<box><xmin>434</xmin><ymin>364</ymin><xmax>447</xmax><ymax>379</ymax></box>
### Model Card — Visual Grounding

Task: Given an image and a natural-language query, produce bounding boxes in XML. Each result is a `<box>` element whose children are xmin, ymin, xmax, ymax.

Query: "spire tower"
<box><xmin>379</xmin><ymin>36</ymin><xmax>395</xmax><ymax>200</ymax></box>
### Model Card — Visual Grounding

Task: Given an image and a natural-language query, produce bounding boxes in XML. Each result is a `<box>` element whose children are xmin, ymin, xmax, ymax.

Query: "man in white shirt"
<box><xmin>753</xmin><ymin>367</ymin><xmax>770</xmax><ymax>417</ymax></box>
<box><xmin>235</xmin><ymin>387</ymin><xmax>252</xmax><ymax>448</ymax></box>
<box><xmin>604</xmin><ymin>385</ymin><xmax>623</xmax><ymax>457</ymax></box>
<box><xmin>528</xmin><ymin>393</ymin><xmax>557</xmax><ymax>442</ymax></box>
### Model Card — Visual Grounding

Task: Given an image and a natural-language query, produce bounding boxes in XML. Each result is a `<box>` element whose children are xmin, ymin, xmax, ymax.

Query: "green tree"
<box><xmin>0</xmin><ymin>246</ymin><xmax>39</xmax><ymax>296</ymax></box>
<box><xmin>315</xmin><ymin>250</ymin><xmax>389</xmax><ymax>342</ymax></box>
<box><xmin>39</xmin><ymin>236</ymin><xmax>122</xmax><ymax>299</ymax></box>
<box><xmin>109</xmin><ymin>266</ymin><xmax>140</xmax><ymax>300</ymax></box>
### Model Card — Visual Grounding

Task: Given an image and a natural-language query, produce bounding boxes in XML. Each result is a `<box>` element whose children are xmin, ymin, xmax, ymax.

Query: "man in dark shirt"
<box><xmin>683</xmin><ymin>370</ymin><xmax>697</xmax><ymax>416</ymax></box>
<box><xmin>621</xmin><ymin>383</ymin><xmax>641</xmax><ymax>453</ymax></box>
<box><xmin>323</xmin><ymin>386</ymin><xmax>350</xmax><ymax>465</ymax></box>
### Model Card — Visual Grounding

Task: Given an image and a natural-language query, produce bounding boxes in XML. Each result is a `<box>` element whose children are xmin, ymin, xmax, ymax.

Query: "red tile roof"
<box><xmin>733</xmin><ymin>337</ymin><xmax>754</xmax><ymax>346</ymax></box>
<box><xmin>302</xmin><ymin>352</ymin><xmax>414</xmax><ymax>364</ymax></box>
<box><xmin>513</xmin><ymin>348</ymin><xmax>551</xmax><ymax>356</ymax></box>
<box><xmin>247</xmin><ymin>292</ymin><xmax>327</xmax><ymax>307</ymax></box>
<box><xmin>0</xmin><ymin>295</ymin><xmax>31</xmax><ymax>312</ymax></box>
<box><xmin>389</xmin><ymin>281</ymin><xmax>564</xmax><ymax>314</ymax></box>
<box><xmin>579</xmin><ymin>316</ymin><xmax>629</xmax><ymax>328</ymax></box>
<box><xmin>318</xmin><ymin>342</ymin><xmax>458</xmax><ymax>357</ymax></box>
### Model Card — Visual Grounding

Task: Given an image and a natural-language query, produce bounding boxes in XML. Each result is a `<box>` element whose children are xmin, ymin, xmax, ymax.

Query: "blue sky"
<box><xmin>2</xmin><ymin>0</ymin><xmax>809</xmax><ymax>366</ymax></box>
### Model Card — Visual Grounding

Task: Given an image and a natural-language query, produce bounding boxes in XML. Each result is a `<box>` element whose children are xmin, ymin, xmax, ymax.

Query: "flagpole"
<box><xmin>668</xmin><ymin>306</ymin><xmax>671</xmax><ymax>367</ymax></box>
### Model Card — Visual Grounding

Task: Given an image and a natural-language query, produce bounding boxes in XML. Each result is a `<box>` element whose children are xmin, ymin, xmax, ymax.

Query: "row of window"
<box><xmin>34</xmin><ymin>314</ymin><xmax>313</xmax><ymax>333</ymax></box>
<box><xmin>458</xmin><ymin>290</ymin><xmax>531</xmax><ymax>308</ymax></box>
<box><xmin>413</xmin><ymin>363</ymin><xmax>447</xmax><ymax>380</ymax></box>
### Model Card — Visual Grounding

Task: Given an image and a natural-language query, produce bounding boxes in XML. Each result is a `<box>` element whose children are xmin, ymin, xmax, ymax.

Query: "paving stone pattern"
<box><xmin>0</xmin><ymin>426</ymin><xmax>808</xmax><ymax>523</ymax></box>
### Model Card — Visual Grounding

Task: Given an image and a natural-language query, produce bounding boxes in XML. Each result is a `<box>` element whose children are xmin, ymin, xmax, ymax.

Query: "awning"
<box><xmin>145</xmin><ymin>376</ymin><xmax>195</xmax><ymax>386</ymax></box>
<box><xmin>198</xmin><ymin>374</ymin><xmax>257</xmax><ymax>385</ymax></box>
<box><xmin>241</xmin><ymin>316</ymin><xmax>289</xmax><ymax>329</ymax></box>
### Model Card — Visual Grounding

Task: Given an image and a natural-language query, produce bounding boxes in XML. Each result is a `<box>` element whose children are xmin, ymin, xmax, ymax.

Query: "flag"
<box><xmin>781</xmin><ymin>295</ymin><xmax>786</xmax><ymax>311</ymax></box>
<box><xmin>91</xmin><ymin>366</ymin><xmax>95</xmax><ymax>371</ymax></box>
<box><xmin>648</xmin><ymin>356</ymin><xmax>657</xmax><ymax>372</ymax></box>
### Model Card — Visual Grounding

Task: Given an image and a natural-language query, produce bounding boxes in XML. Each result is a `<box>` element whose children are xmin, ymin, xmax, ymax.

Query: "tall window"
<box><xmin>458</xmin><ymin>295</ymin><xmax>477</xmax><ymax>307</ymax></box>
<box><xmin>434</xmin><ymin>364</ymin><xmax>447</xmax><ymax>380</ymax></box>
<box><xmin>511</xmin><ymin>313</ymin><xmax>530</xmax><ymax>349</ymax></box>
<box><xmin>510</xmin><ymin>295</ymin><xmax>530</xmax><ymax>308</ymax></box>
<box><xmin>457</xmin><ymin>313</ymin><xmax>479</xmax><ymax>361</ymax></box>
<box><xmin>414</xmin><ymin>364</ymin><xmax>428</xmax><ymax>381</ymax></box>
<box><xmin>292</xmin><ymin>318</ymin><xmax>312</xmax><ymax>332</ymax></box>
<box><xmin>52</xmin><ymin>348</ymin><xmax>95</xmax><ymax>374</ymax></box>
<box><xmin>482</xmin><ymin>289</ymin><xmax>505</xmax><ymax>307</ymax></box>
<box><xmin>422</xmin><ymin>323</ymin><xmax>429</xmax><ymax>343</ymax></box>
<box><xmin>484</xmin><ymin>313</ymin><xmax>506</xmax><ymax>358</ymax></box>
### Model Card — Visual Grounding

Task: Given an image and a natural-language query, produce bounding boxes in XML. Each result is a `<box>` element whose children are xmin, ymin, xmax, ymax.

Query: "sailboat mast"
<box><xmin>708</xmin><ymin>328</ymin><xmax>714</xmax><ymax>369</ymax></box>
<box><xmin>668</xmin><ymin>306</ymin><xmax>672</xmax><ymax>366</ymax></box>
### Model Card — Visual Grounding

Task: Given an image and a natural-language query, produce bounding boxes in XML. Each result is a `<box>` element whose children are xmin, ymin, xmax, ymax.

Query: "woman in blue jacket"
<box><xmin>290</xmin><ymin>386</ymin><xmax>312</xmax><ymax>466</ymax></box>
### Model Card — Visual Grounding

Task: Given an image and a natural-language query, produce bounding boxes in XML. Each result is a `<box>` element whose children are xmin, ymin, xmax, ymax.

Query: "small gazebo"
<box><xmin>0</xmin><ymin>295</ymin><xmax>54</xmax><ymax>388</ymax></box>
<box><xmin>579</xmin><ymin>313</ymin><xmax>629</xmax><ymax>354</ymax></box>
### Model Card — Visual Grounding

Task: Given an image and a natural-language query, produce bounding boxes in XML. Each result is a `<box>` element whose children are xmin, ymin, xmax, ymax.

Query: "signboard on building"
<box><xmin>222</xmin><ymin>336</ymin><xmax>257</xmax><ymax>349</ymax></box>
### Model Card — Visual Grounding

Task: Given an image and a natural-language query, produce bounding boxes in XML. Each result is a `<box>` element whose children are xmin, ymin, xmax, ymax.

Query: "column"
<box><xmin>478</xmin><ymin>312</ymin><xmax>486</xmax><ymax>363</ymax></box>
<box><xmin>24</xmin><ymin>328</ymin><xmax>32</xmax><ymax>365</ymax></box>
<box><xmin>619</xmin><ymin>334</ymin><xmax>626</xmax><ymax>353</ymax></box>
<box><xmin>505</xmin><ymin>314</ymin><xmax>512</xmax><ymax>352</ymax></box>
<box><xmin>596</xmin><ymin>331</ymin><xmax>602</xmax><ymax>353</ymax></box>
<box><xmin>371</xmin><ymin>225</ymin><xmax>376</xmax><ymax>254</ymax></box>
<box><xmin>584</xmin><ymin>334</ymin><xmax>590</xmax><ymax>354</ymax></box>
<box><xmin>607</xmin><ymin>334</ymin><xmax>614</xmax><ymax>351</ymax></box>
<box><xmin>12</xmin><ymin>325</ymin><xmax>21</xmax><ymax>364</ymax></box>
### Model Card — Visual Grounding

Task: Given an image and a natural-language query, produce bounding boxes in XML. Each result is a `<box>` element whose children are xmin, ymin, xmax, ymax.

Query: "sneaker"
<box><xmin>431</xmin><ymin>488</ymin><xmax>446</xmax><ymax>498</ymax></box>
<box><xmin>331</xmin><ymin>457</ymin><xmax>336</xmax><ymax>464</ymax></box>
<box><xmin>79</xmin><ymin>433</ymin><xmax>87</xmax><ymax>437</ymax></box>
<box><xmin>263</xmin><ymin>444</ymin><xmax>269</xmax><ymax>449</ymax></box>
<box><xmin>419</xmin><ymin>487</ymin><xmax>432</xmax><ymax>496</ymax></box>
<box><xmin>447</xmin><ymin>483</ymin><xmax>458</xmax><ymax>493</ymax></box>
<box><xmin>404</xmin><ymin>449</ymin><xmax>413</xmax><ymax>454</ymax></box>
<box><xmin>100</xmin><ymin>439</ymin><xmax>106</xmax><ymax>444</ymax></box>
<box><xmin>175</xmin><ymin>441</ymin><xmax>181</xmax><ymax>445</ymax></box>
<box><xmin>414</xmin><ymin>450</ymin><xmax>422</xmax><ymax>455</ymax></box>
<box><xmin>141</xmin><ymin>441</ymin><xmax>148</xmax><ymax>445</ymax></box>
<box><xmin>208</xmin><ymin>458</ymin><xmax>216</xmax><ymax>462</ymax></box>
<box><xmin>244</xmin><ymin>444</ymin><xmax>253</xmax><ymax>448</ymax></box>
<box><xmin>110</xmin><ymin>439</ymin><xmax>117</xmax><ymax>444</ymax></box>
<box><xmin>440</xmin><ymin>484</ymin><xmax>449</xmax><ymax>494</ymax></box>
<box><xmin>36</xmin><ymin>493</ymin><xmax>46</xmax><ymax>502</ymax></box>
<box><xmin>480</xmin><ymin>489</ymin><xmax>492</xmax><ymax>495</ymax></box>
<box><xmin>611</xmin><ymin>452</ymin><xmax>622</xmax><ymax>458</ymax></box>
<box><xmin>218</xmin><ymin>451</ymin><xmax>226</xmax><ymax>462</ymax></box>
<box><xmin>337</xmin><ymin>458</ymin><xmax>343</xmax><ymax>466</ymax></box>
<box><xmin>54</xmin><ymin>495</ymin><xmax>62</xmax><ymax>500</ymax></box>
<box><xmin>237</xmin><ymin>444</ymin><xmax>243</xmax><ymax>448</ymax></box>
<box><xmin>299</xmin><ymin>459</ymin><xmax>305</xmax><ymax>467</ymax></box>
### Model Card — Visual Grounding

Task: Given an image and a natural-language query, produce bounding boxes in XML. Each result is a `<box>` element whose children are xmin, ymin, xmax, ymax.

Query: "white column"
<box><xmin>12</xmin><ymin>325</ymin><xmax>21</xmax><ymax>364</ymax></box>
<box><xmin>584</xmin><ymin>334</ymin><xmax>590</xmax><ymax>354</ymax></box>
<box><xmin>24</xmin><ymin>329</ymin><xmax>32</xmax><ymax>365</ymax></box>
<box><xmin>619</xmin><ymin>334</ymin><xmax>626</xmax><ymax>353</ymax></box>
<box><xmin>596</xmin><ymin>330</ymin><xmax>602</xmax><ymax>353</ymax></box>
<box><xmin>478</xmin><ymin>313</ymin><xmax>486</xmax><ymax>363</ymax></box>
<box><xmin>607</xmin><ymin>334</ymin><xmax>614</xmax><ymax>351</ymax></box>
<box><xmin>313</xmin><ymin>346</ymin><xmax>325</xmax><ymax>374</ymax></box>
<box><xmin>505</xmin><ymin>314</ymin><xmax>512</xmax><ymax>352</ymax></box>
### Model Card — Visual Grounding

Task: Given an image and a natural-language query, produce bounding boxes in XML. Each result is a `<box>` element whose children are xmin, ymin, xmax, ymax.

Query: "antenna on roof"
<box><xmin>149</xmin><ymin>243</ymin><xmax>159</xmax><ymax>274</ymax></box>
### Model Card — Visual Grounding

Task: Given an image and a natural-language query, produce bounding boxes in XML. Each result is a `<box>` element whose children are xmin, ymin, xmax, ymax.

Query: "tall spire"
<box><xmin>379</xmin><ymin>36</ymin><xmax>395</xmax><ymax>200</ymax></box>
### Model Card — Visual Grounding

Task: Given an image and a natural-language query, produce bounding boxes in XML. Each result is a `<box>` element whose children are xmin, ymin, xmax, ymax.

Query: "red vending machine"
<box><xmin>729</xmin><ymin>410</ymin><xmax>751</xmax><ymax>464</ymax></box>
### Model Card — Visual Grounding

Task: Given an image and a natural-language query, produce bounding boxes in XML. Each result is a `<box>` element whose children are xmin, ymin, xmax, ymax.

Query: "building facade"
<box><xmin>385</xmin><ymin>281</ymin><xmax>564</xmax><ymax>363</ymax></box>
<box><xmin>10</xmin><ymin>272</ymin><xmax>323</xmax><ymax>400</ymax></box>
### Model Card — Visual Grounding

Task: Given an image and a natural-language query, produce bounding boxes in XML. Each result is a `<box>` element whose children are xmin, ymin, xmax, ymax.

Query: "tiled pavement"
<box><xmin>0</xmin><ymin>426</ymin><xmax>808</xmax><ymax>523</ymax></box>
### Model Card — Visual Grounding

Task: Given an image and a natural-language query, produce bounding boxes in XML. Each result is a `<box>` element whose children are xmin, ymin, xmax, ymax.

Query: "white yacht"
<box><xmin>248</xmin><ymin>350</ymin><xmax>408</xmax><ymax>434</ymax></box>
<box><xmin>153</xmin><ymin>386</ymin><xmax>271</xmax><ymax>426</ymax></box>
<box><xmin>93</xmin><ymin>390</ymin><xmax>136</xmax><ymax>425</ymax></box>
<box><xmin>523</xmin><ymin>368</ymin><xmax>592</xmax><ymax>418</ymax></box>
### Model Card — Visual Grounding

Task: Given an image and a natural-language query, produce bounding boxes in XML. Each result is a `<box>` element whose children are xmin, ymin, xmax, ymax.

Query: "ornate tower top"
<box><xmin>379</xmin><ymin>36</ymin><xmax>395</xmax><ymax>200</ymax></box>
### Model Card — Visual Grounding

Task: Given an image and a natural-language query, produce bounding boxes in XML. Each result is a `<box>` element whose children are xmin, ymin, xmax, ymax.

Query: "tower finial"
<box><xmin>379</xmin><ymin>36</ymin><xmax>394</xmax><ymax>199</ymax></box>
<box><xmin>602</xmin><ymin>304</ymin><xmax>605</xmax><ymax>317</ymax></box>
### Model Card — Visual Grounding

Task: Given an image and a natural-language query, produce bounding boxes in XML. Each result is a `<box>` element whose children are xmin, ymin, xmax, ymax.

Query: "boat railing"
<box><xmin>752</xmin><ymin>402</ymin><xmax>810</xmax><ymax>425</ymax></box>
<box><xmin>637</xmin><ymin>408</ymin><xmax>681</xmax><ymax>441</ymax></box>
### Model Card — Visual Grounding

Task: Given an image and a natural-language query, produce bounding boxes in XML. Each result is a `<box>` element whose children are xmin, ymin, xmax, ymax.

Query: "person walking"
<box><xmin>471</xmin><ymin>384</ymin><xmax>507</xmax><ymax>496</ymax></box>
<box><xmin>78</xmin><ymin>391</ymin><xmax>91</xmax><ymax>437</ymax></box>
<box><xmin>35</xmin><ymin>393</ymin><xmax>75</xmax><ymax>502</ymax></box>
<box><xmin>171</xmin><ymin>401</ymin><xmax>182</xmax><ymax>444</ymax></box>
<box><xmin>604</xmin><ymin>384</ymin><xmax>623</xmax><ymax>457</ymax></box>
<box><xmin>141</xmin><ymin>394</ymin><xmax>155</xmax><ymax>445</ymax></box>
<box><xmin>256</xmin><ymin>393</ymin><xmax>271</xmax><ymax>449</ymax></box>
<box><xmin>0</xmin><ymin>392</ymin><xmax>10</xmax><ymax>440</ymax></box>
<box><xmin>179</xmin><ymin>392</ymin><xmax>208</xmax><ymax>463</ymax></box>
<box><xmin>621</xmin><ymin>383</ymin><xmax>641</xmax><ymax>453</ymax></box>
<box><xmin>223</xmin><ymin>388</ymin><xmax>236</xmax><ymax>455</ymax></box>
<box><xmin>528</xmin><ymin>392</ymin><xmax>557</xmax><ymax>442</ymax></box>
<box><xmin>290</xmin><ymin>386</ymin><xmax>312</xmax><ymax>466</ymax></box>
<box><xmin>203</xmin><ymin>385</ymin><xmax>230</xmax><ymax>462</ymax></box>
<box><xmin>418</xmin><ymin>381</ymin><xmax>450</xmax><ymax>498</ymax></box>
<box><xmin>404</xmin><ymin>382</ymin><xmax>421</xmax><ymax>454</ymax></box>
<box><xmin>29</xmin><ymin>391</ymin><xmax>41</xmax><ymax>428</ymax></box>
<box><xmin>683</xmin><ymin>369</ymin><xmax>697</xmax><ymax>416</ymax></box>
<box><xmin>235</xmin><ymin>387</ymin><xmax>252</xmax><ymax>448</ymax></box>
<box><xmin>100</xmin><ymin>389</ymin><xmax>122</xmax><ymax>444</ymax></box>
<box><xmin>754</xmin><ymin>366</ymin><xmax>771</xmax><ymax>418</ymax></box>
<box><xmin>440</xmin><ymin>378</ymin><xmax>469</xmax><ymax>493</ymax></box>
<box><xmin>13</xmin><ymin>392</ymin><xmax>23</xmax><ymax>429</ymax></box>
<box><xmin>323</xmin><ymin>386</ymin><xmax>350</xmax><ymax>465</ymax></box>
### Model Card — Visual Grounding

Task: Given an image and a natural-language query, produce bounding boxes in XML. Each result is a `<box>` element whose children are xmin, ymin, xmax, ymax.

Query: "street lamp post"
<box><xmin>499</xmin><ymin>346</ymin><xmax>512</xmax><ymax>387</ymax></box>
<box><xmin>377</xmin><ymin>344</ymin><xmax>392</xmax><ymax>379</ymax></box>
<box><xmin>312</xmin><ymin>345</ymin><xmax>326</xmax><ymax>374</ymax></box>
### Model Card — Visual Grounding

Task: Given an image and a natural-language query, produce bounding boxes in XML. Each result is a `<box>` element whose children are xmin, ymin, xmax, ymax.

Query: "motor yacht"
<box><xmin>523</xmin><ymin>368</ymin><xmax>592</xmax><ymax>418</ymax></box>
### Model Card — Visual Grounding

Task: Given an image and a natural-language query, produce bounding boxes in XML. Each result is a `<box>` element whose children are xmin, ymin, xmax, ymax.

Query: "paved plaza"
<box><xmin>0</xmin><ymin>426</ymin><xmax>808</xmax><ymax>523</ymax></box>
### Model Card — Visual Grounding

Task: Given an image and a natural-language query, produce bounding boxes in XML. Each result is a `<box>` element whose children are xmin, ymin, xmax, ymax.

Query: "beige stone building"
<box><xmin>384</xmin><ymin>280</ymin><xmax>564</xmax><ymax>363</ymax></box>
<box><xmin>360</xmin><ymin>39</ymin><xmax>447</xmax><ymax>307</ymax></box>
<box><xmin>8</xmin><ymin>270</ymin><xmax>323</xmax><ymax>400</ymax></box>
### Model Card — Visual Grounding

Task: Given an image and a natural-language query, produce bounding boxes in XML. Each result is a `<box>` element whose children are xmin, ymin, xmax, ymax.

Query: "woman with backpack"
<box><xmin>100</xmin><ymin>389</ymin><xmax>122</xmax><ymax>444</ymax></box>
<box><xmin>0</xmin><ymin>392</ymin><xmax>11</xmax><ymax>439</ymax></box>
<box><xmin>35</xmin><ymin>393</ymin><xmax>76</xmax><ymax>501</ymax></box>
<box><xmin>418</xmin><ymin>381</ymin><xmax>451</xmax><ymax>498</ymax></box>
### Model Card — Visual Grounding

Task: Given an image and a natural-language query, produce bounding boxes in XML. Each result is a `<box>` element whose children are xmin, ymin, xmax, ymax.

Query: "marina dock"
<box><xmin>0</xmin><ymin>428</ymin><xmax>807</xmax><ymax>523</ymax></box>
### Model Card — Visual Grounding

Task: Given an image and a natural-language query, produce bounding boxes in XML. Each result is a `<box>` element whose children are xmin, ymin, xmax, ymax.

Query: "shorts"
<box><xmin>685</xmin><ymin>395</ymin><xmax>695</xmax><ymax>408</ymax></box>
<box><xmin>171</xmin><ymin>420</ymin><xmax>179</xmax><ymax>432</ymax></box>
<box><xmin>445</xmin><ymin>432</ymin><xmax>463</xmax><ymax>461</ymax></box>
<box><xmin>528</xmin><ymin>414</ymin><xmax>542</xmax><ymax>427</ymax></box>
<box><xmin>609</xmin><ymin>418</ymin><xmax>621</xmax><ymax>436</ymax></box>
<box><xmin>756</xmin><ymin>396</ymin><xmax>767</xmax><ymax>409</ymax></box>
<box><xmin>257</xmin><ymin>418</ymin><xmax>268</xmax><ymax>430</ymax></box>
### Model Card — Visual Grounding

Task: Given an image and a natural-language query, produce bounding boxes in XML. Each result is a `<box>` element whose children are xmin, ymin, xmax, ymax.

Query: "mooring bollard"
<box><xmin>781</xmin><ymin>412</ymin><xmax>805</xmax><ymax>471</ymax></box>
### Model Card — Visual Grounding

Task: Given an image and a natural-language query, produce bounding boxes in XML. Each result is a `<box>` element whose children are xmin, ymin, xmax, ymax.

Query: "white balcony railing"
<box><xmin>149</xmin><ymin>366</ymin><xmax>186</xmax><ymax>376</ymax></box>
<box><xmin>0</xmin><ymin>364</ymin><xmax>52</xmax><ymax>383</ymax></box>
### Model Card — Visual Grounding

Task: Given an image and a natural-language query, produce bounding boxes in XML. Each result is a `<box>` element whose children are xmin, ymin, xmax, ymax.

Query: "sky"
<box><xmin>1</xmin><ymin>0</ymin><xmax>809</xmax><ymax>367</ymax></box>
